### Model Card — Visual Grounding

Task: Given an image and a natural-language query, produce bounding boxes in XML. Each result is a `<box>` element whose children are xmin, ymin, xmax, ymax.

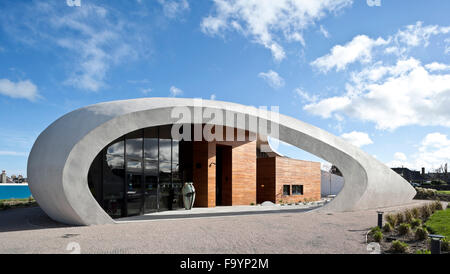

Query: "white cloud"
<box><xmin>394</xmin><ymin>21</ymin><xmax>450</xmax><ymax>48</ymax></box>
<box><xmin>387</xmin><ymin>133</ymin><xmax>450</xmax><ymax>171</ymax></box>
<box><xmin>210</xmin><ymin>94</ymin><xmax>217</xmax><ymax>100</ymax></box>
<box><xmin>0</xmin><ymin>79</ymin><xmax>39</xmax><ymax>101</ymax></box>
<box><xmin>294</xmin><ymin>87</ymin><xmax>318</xmax><ymax>103</ymax></box>
<box><xmin>394</xmin><ymin>152</ymin><xmax>407</xmax><ymax>161</ymax></box>
<box><xmin>311</xmin><ymin>35</ymin><xmax>389</xmax><ymax>72</ymax></box>
<box><xmin>258</xmin><ymin>70</ymin><xmax>285</xmax><ymax>89</ymax></box>
<box><xmin>170</xmin><ymin>86</ymin><xmax>183</xmax><ymax>97</ymax></box>
<box><xmin>425</xmin><ymin>62</ymin><xmax>450</xmax><ymax>72</ymax></box>
<box><xmin>305</xmin><ymin>57</ymin><xmax>450</xmax><ymax>130</ymax></box>
<box><xmin>366</xmin><ymin>0</ymin><xmax>381</xmax><ymax>7</ymax></box>
<box><xmin>141</xmin><ymin>88</ymin><xmax>152</xmax><ymax>94</ymax></box>
<box><xmin>1</xmin><ymin>2</ymin><xmax>147</xmax><ymax>92</ymax></box>
<box><xmin>319</xmin><ymin>25</ymin><xmax>330</xmax><ymax>38</ymax></box>
<box><xmin>157</xmin><ymin>0</ymin><xmax>189</xmax><ymax>19</ymax></box>
<box><xmin>0</xmin><ymin>151</ymin><xmax>28</xmax><ymax>157</ymax></box>
<box><xmin>201</xmin><ymin>0</ymin><xmax>353</xmax><ymax>61</ymax></box>
<box><xmin>340</xmin><ymin>131</ymin><xmax>373</xmax><ymax>147</ymax></box>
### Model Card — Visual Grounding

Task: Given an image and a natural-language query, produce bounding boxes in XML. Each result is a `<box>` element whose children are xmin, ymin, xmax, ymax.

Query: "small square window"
<box><xmin>283</xmin><ymin>185</ymin><xmax>290</xmax><ymax>195</ymax></box>
<box><xmin>292</xmin><ymin>185</ymin><xmax>303</xmax><ymax>195</ymax></box>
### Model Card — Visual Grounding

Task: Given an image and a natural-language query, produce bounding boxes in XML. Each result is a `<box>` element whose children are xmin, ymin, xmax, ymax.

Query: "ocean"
<box><xmin>0</xmin><ymin>184</ymin><xmax>32</xmax><ymax>200</ymax></box>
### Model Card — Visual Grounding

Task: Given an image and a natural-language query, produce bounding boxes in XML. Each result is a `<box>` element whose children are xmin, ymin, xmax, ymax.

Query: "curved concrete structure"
<box><xmin>27</xmin><ymin>98</ymin><xmax>416</xmax><ymax>225</ymax></box>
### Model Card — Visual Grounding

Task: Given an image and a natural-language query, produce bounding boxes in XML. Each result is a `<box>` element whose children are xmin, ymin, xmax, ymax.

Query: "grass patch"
<box><xmin>437</xmin><ymin>191</ymin><xmax>450</xmax><ymax>195</ymax></box>
<box><xmin>0</xmin><ymin>197</ymin><xmax>36</xmax><ymax>210</ymax></box>
<box><xmin>425</xmin><ymin>208</ymin><xmax>450</xmax><ymax>238</ymax></box>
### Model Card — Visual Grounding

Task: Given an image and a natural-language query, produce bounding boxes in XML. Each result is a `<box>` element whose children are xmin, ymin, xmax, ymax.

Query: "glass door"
<box><xmin>158</xmin><ymin>138</ymin><xmax>172</xmax><ymax>211</ymax></box>
<box><xmin>143</xmin><ymin>128</ymin><xmax>158</xmax><ymax>213</ymax></box>
<box><xmin>125</xmin><ymin>132</ymin><xmax>144</xmax><ymax>216</ymax></box>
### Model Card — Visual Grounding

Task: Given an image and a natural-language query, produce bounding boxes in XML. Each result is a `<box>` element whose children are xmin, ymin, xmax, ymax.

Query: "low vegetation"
<box><xmin>425</xmin><ymin>208</ymin><xmax>450</xmax><ymax>238</ymax></box>
<box><xmin>415</xmin><ymin>187</ymin><xmax>450</xmax><ymax>202</ymax></box>
<box><xmin>368</xmin><ymin>201</ymin><xmax>449</xmax><ymax>254</ymax></box>
<box><xmin>0</xmin><ymin>197</ymin><xmax>36</xmax><ymax>210</ymax></box>
<box><xmin>390</xmin><ymin>240</ymin><xmax>409</xmax><ymax>253</ymax></box>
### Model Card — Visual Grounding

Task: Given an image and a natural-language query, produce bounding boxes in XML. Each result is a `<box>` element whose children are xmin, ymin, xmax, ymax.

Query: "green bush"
<box><xmin>411</xmin><ymin>218</ymin><xmax>422</xmax><ymax>228</ymax></box>
<box><xmin>404</xmin><ymin>209</ymin><xmax>413</xmax><ymax>223</ymax></box>
<box><xmin>373</xmin><ymin>231</ymin><xmax>383</xmax><ymax>242</ymax></box>
<box><xmin>420</xmin><ymin>204</ymin><xmax>432</xmax><ymax>219</ymax></box>
<box><xmin>385</xmin><ymin>214</ymin><xmax>397</xmax><ymax>227</ymax></box>
<box><xmin>415</xmin><ymin>249</ymin><xmax>430</xmax><ymax>254</ymax></box>
<box><xmin>398</xmin><ymin>223</ymin><xmax>412</xmax><ymax>235</ymax></box>
<box><xmin>442</xmin><ymin>238</ymin><xmax>449</xmax><ymax>252</ymax></box>
<box><xmin>431</xmin><ymin>200</ymin><xmax>443</xmax><ymax>211</ymax></box>
<box><xmin>396</xmin><ymin>212</ymin><xmax>405</xmax><ymax>224</ymax></box>
<box><xmin>412</xmin><ymin>208</ymin><xmax>420</xmax><ymax>218</ymax></box>
<box><xmin>415</xmin><ymin>227</ymin><xmax>428</xmax><ymax>240</ymax></box>
<box><xmin>370</xmin><ymin>226</ymin><xmax>381</xmax><ymax>234</ymax></box>
<box><xmin>390</xmin><ymin>240</ymin><xmax>409</xmax><ymax>253</ymax></box>
<box><xmin>383</xmin><ymin>223</ymin><xmax>393</xmax><ymax>233</ymax></box>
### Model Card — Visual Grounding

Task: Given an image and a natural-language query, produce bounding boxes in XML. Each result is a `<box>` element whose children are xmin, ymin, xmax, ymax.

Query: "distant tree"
<box><xmin>330</xmin><ymin>165</ymin><xmax>343</xmax><ymax>177</ymax></box>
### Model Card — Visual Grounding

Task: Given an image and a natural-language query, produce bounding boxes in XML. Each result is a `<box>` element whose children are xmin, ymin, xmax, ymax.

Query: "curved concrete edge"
<box><xmin>27</xmin><ymin>98</ymin><xmax>416</xmax><ymax>225</ymax></box>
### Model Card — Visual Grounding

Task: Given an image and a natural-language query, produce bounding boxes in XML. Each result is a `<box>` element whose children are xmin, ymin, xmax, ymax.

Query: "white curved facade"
<box><xmin>27</xmin><ymin>98</ymin><xmax>416</xmax><ymax>225</ymax></box>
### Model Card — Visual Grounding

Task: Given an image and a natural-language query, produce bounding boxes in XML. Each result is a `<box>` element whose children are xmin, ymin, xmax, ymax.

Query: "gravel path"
<box><xmin>0</xmin><ymin>200</ymin><xmax>432</xmax><ymax>254</ymax></box>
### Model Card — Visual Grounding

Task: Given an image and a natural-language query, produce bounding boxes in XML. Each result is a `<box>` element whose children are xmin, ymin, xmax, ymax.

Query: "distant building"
<box><xmin>392</xmin><ymin>165</ymin><xmax>450</xmax><ymax>184</ymax></box>
<box><xmin>0</xmin><ymin>170</ymin><xmax>6</xmax><ymax>184</ymax></box>
<box><xmin>392</xmin><ymin>167</ymin><xmax>423</xmax><ymax>182</ymax></box>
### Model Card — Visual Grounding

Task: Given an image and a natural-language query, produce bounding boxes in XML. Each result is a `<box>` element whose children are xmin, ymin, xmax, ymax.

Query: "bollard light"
<box><xmin>377</xmin><ymin>211</ymin><xmax>384</xmax><ymax>229</ymax></box>
<box><xmin>429</xmin><ymin>234</ymin><xmax>445</xmax><ymax>254</ymax></box>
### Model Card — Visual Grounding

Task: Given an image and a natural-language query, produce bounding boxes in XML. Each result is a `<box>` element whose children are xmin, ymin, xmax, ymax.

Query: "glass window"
<box><xmin>292</xmin><ymin>185</ymin><xmax>303</xmax><ymax>195</ymax></box>
<box><xmin>283</xmin><ymin>185</ymin><xmax>290</xmax><ymax>196</ymax></box>
<box><xmin>125</xmin><ymin>131</ymin><xmax>144</xmax><ymax>217</ymax></box>
<box><xmin>103</xmin><ymin>139</ymin><xmax>125</xmax><ymax>218</ymax></box>
<box><xmin>159</xmin><ymin>139</ymin><xmax>171</xmax><ymax>162</ymax></box>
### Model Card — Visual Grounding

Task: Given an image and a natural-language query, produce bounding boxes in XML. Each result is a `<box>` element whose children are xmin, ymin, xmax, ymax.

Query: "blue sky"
<box><xmin>0</xmin><ymin>0</ymin><xmax>449</xmax><ymax>176</ymax></box>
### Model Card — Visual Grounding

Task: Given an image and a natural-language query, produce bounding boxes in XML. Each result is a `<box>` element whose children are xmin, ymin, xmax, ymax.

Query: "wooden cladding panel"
<box><xmin>275</xmin><ymin>157</ymin><xmax>321</xmax><ymax>203</ymax></box>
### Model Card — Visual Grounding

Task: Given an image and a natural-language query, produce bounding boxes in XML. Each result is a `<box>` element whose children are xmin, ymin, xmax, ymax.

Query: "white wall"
<box><xmin>321</xmin><ymin>170</ymin><xmax>344</xmax><ymax>196</ymax></box>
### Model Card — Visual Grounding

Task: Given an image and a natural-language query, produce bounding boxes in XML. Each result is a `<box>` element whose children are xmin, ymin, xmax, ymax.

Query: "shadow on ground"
<box><xmin>0</xmin><ymin>206</ymin><xmax>72</xmax><ymax>233</ymax></box>
<box><xmin>118</xmin><ymin>206</ymin><xmax>318</xmax><ymax>222</ymax></box>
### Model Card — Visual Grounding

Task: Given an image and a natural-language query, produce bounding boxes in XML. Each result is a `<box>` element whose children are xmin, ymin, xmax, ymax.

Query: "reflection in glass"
<box><xmin>159</xmin><ymin>139</ymin><xmax>171</xmax><ymax>162</ymax></box>
<box><xmin>88</xmin><ymin>125</ymin><xmax>188</xmax><ymax>218</ymax></box>
<box><xmin>144</xmin><ymin>175</ymin><xmax>158</xmax><ymax>213</ymax></box>
<box><xmin>126</xmin><ymin>135</ymin><xmax>143</xmax><ymax>217</ymax></box>
<box><xmin>103</xmin><ymin>140</ymin><xmax>125</xmax><ymax>218</ymax></box>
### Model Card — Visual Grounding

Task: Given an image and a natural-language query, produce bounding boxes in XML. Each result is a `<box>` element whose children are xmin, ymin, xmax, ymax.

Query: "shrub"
<box><xmin>390</xmin><ymin>240</ymin><xmax>409</xmax><ymax>253</ymax></box>
<box><xmin>420</xmin><ymin>204</ymin><xmax>432</xmax><ymax>219</ymax></box>
<box><xmin>404</xmin><ymin>209</ymin><xmax>413</xmax><ymax>223</ymax></box>
<box><xmin>415</xmin><ymin>227</ymin><xmax>428</xmax><ymax>240</ymax></box>
<box><xmin>398</xmin><ymin>223</ymin><xmax>412</xmax><ymax>236</ymax></box>
<box><xmin>396</xmin><ymin>212</ymin><xmax>405</xmax><ymax>224</ymax></box>
<box><xmin>412</xmin><ymin>208</ymin><xmax>420</xmax><ymax>218</ymax></box>
<box><xmin>415</xmin><ymin>249</ymin><xmax>431</xmax><ymax>254</ymax></box>
<box><xmin>383</xmin><ymin>223</ymin><xmax>393</xmax><ymax>233</ymax></box>
<box><xmin>411</xmin><ymin>218</ymin><xmax>422</xmax><ymax>228</ymax></box>
<box><xmin>431</xmin><ymin>200</ymin><xmax>443</xmax><ymax>211</ymax></box>
<box><xmin>370</xmin><ymin>226</ymin><xmax>381</xmax><ymax>234</ymax></box>
<box><xmin>385</xmin><ymin>214</ymin><xmax>397</xmax><ymax>227</ymax></box>
<box><xmin>373</xmin><ymin>231</ymin><xmax>383</xmax><ymax>242</ymax></box>
<box><xmin>442</xmin><ymin>238</ymin><xmax>449</xmax><ymax>252</ymax></box>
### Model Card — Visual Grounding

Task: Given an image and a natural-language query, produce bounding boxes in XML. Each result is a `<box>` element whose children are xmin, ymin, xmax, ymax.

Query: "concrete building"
<box><xmin>1</xmin><ymin>171</ymin><xmax>6</xmax><ymax>184</ymax></box>
<box><xmin>27</xmin><ymin>98</ymin><xmax>415</xmax><ymax>225</ymax></box>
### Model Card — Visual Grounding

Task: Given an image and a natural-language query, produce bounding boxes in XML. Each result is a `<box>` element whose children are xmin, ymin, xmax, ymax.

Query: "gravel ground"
<box><xmin>0</xmin><ymin>200</ymin><xmax>432</xmax><ymax>254</ymax></box>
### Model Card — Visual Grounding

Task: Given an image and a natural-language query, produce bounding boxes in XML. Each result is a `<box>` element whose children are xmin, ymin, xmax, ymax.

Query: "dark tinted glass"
<box><xmin>292</xmin><ymin>185</ymin><xmax>303</xmax><ymax>195</ymax></box>
<box><xmin>103</xmin><ymin>140</ymin><xmax>125</xmax><ymax>218</ymax></box>
<box><xmin>126</xmin><ymin>132</ymin><xmax>143</xmax><ymax>216</ymax></box>
<box><xmin>283</xmin><ymin>185</ymin><xmax>290</xmax><ymax>195</ymax></box>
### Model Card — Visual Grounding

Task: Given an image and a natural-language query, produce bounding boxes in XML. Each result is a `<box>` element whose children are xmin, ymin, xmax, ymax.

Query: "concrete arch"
<box><xmin>27</xmin><ymin>98</ymin><xmax>416</xmax><ymax>225</ymax></box>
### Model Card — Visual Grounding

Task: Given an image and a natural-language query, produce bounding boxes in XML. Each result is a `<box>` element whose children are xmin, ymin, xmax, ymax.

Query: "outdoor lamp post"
<box><xmin>377</xmin><ymin>211</ymin><xmax>384</xmax><ymax>229</ymax></box>
<box><xmin>429</xmin><ymin>234</ymin><xmax>445</xmax><ymax>254</ymax></box>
